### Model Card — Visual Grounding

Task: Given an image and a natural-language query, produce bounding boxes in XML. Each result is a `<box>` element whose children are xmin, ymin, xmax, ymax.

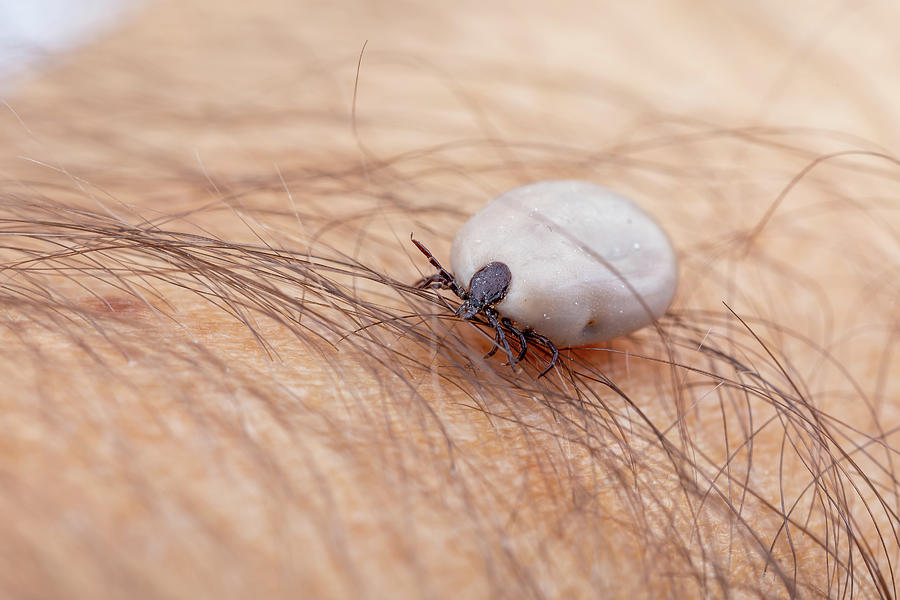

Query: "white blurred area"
<box><xmin>0</xmin><ymin>0</ymin><xmax>143</xmax><ymax>90</ymax></box>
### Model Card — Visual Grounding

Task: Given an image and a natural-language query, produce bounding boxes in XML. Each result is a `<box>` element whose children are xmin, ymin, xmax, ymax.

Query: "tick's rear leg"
<box><xmin>502</xmin><ymin>318</ymin><xmax>529</xmax><ymax>363</ymax></box>
<box><xmin>484</xmin><ymin>308</ymin><xmax>516</xmax><ymax>366</ymax></box>
<box><xmin>484</xmin><ymin>327</ymin><xmax>503</xmax><ymax>359</ymax></box>
<box><xmin>485</xmin><ymin>317</ymin><xmax>527</xmax><ymax>363</ymax></box>
<box><xmin>524</xmin><ymin>330</ymin><xmax>559</xmax><ymax>377</ymax></box>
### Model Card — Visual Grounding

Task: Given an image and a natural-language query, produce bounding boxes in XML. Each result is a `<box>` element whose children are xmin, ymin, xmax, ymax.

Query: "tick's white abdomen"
<box><xmin>450</xmin><ymin>180</ymin><xmax>678</xmax><ymax>346</ymax></box>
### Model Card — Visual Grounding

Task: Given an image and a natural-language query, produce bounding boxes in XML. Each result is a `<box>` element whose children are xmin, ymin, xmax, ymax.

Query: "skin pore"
<box><xmin>2</xmin><ymin>0</ymin><xmax>900</xmax><ymax>598</ymax></box>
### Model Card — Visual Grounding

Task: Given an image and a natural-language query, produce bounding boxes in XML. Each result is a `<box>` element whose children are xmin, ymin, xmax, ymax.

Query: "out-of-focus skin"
<box><xmin>1</xmin><ymin>1</ymin><xmax>900</xmax><ymax>598</ymax></box>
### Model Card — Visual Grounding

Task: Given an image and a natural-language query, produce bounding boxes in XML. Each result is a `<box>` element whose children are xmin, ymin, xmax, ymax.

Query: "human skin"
<box><xmin>1</xmin><ymin>0</ymin><xmax>899</xmax><ymax>598</ymax></box>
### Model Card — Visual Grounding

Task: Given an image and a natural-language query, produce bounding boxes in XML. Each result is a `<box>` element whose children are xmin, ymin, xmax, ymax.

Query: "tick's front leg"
<box><xmin>410</xmin><ymin>235</ymin><xmax>467</xmax><ymax>299</ymax></box>
<box><xmin>414</xmin><ymin>273</ymin><xmax>453</xmax><ymax>290</ymax></box>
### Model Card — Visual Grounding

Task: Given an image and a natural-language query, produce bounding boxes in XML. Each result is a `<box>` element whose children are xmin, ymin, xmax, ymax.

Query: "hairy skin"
<box><xmin>2</xmin><ymin>1</ymin><xmax>900</xmax><ymax>598</ymax></box>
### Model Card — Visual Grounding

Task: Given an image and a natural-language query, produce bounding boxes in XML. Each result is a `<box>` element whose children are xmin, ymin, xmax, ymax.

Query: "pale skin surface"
<box><xmin>1</xmin><ymin>1</ymin><xmax>900</xmax><ymax>598</ymax></box>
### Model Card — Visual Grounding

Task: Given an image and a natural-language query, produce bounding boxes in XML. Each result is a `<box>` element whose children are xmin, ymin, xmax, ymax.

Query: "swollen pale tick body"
<box><xmin>413</xmin><ymin>180</ymin><xmax>678</xmax><ymax>376</ymax></box>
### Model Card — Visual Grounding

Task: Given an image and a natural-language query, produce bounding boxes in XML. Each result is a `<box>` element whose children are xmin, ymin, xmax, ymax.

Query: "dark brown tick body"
<box><xmin>411</xmin><ymin>235</ymin><xmax>558</xmax><ymax>377</ymax></box>
<box><xmin>456</xmin><ymin>261</ymin><xmax>511</xmax><ymax>319</ymax></box>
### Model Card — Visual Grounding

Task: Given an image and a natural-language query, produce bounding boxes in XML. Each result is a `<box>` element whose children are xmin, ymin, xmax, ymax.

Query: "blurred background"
<box><xmin>0</xmin><ymin>0</ymin><xmax>143</xmax><ymax>89</ymax></box>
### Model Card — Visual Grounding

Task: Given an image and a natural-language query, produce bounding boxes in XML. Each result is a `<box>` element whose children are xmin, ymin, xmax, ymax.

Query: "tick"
<box><xmin>413</xmin><ymin>180</ymin><xmax>678</xmax><ymax>376</ymax></box>
<box><xmin>412</xmin><ymin>235</ymin><xmax>559</xmax><ymax>376</ymax></box>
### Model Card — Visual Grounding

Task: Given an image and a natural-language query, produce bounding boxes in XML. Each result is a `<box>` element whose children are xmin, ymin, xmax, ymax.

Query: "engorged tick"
<box><xmin>408</xmin><ymin>180</ymin><xmax>679</xmax><ymax>376</ymax></box>
<box><xmin>411</xmin><ymin>235</ymin><xmax>559</xmax><ymax>376</ymax></box>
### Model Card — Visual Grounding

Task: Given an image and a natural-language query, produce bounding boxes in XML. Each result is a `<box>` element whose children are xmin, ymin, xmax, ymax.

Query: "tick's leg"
<box><xmin>414</xmin><ymin>273</ymin><xmax>452</xmax><ymax>289</ymax></box>
<box><xmin>484</xmin><ymin>327</ymin><xmax>503</xmax><ymax>359</ymax></box>
<box><xmin>486</xmin><ymin>319</ymin><xmax>524</xmax><ymax>361</ymax></box>
<box><xmin>525</xmin><ymin>330</ymin><xmax>559</xmax><ymax>377</ymax></box>
<box><xmin>484</xmin><ymin>308</ymin><xmax>516</xmax><ymax>367</ymax></box>
<box><xmin>410</xmin><ymin>235</ymin><xmax>467</xmax><ymax>300</ymax></box>
<box><xmin>502</xmin><ymin>318</ymin><xmax>528</xmax><ymax>362</ymax></box>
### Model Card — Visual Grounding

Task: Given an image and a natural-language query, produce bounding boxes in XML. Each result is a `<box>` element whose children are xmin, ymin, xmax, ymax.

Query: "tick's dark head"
<box><xmin>456</xmin><ymin>261</ymin><xmax>511</xmax><ymax>320</ymax></box>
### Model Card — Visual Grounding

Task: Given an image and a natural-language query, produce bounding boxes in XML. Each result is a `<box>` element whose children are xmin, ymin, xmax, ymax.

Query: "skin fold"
<box><xmin>1</xmin><ymin>0</ymin><xmax>899</xmax><ymax>598</ymax></box>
